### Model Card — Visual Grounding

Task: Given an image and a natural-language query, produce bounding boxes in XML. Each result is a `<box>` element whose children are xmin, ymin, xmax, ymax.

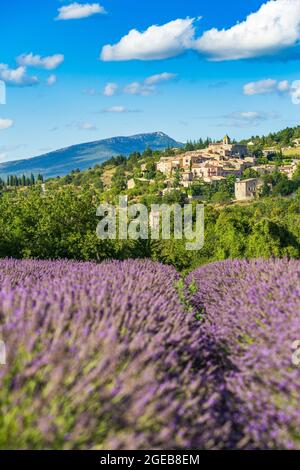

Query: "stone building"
<box><xmin>208</xmin><ymin>135</ymin><xmax>249</xmax><ymax>158</ymax></box>
<box><xmin>181</xmin><ymin>171</ymin><xmax>193</xmax><ymax>187</ymax></box>
<box><xmin>235</xmin><ymin>178</ymin><xmax>259</xmax><ymax>201</ymax></box>
<box><xmin>156</xmin><ymin>157</ymin><xmax>181</xmax><ymax>176</ymax></box>
<box><xmin>156</xmin><ymin>158</ymin><xmax>173</xmax><ymax>175</ymax></box>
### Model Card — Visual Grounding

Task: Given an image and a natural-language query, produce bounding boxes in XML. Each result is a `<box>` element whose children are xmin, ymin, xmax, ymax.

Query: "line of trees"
<box><xmin>0</xmin><ymin>173</ymin><xmax>44</xmax><ymax>189</ymax></box>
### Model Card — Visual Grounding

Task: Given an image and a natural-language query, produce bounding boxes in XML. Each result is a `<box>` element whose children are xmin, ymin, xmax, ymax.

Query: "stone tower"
<box><xmin>223</xmin><ymin>134</ymin><xmax>231</xmax><ymax>145</ymax></box>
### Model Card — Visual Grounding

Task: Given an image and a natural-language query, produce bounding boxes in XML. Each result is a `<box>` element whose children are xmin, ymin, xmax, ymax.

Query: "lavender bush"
<box><xmin>187</xmin><ymin>258</ymin><xmax>300</xmax><ymax>449</ymax></box>
<box><xmin>1</xmin><ymin>257</ymin><xmax>299</xmax><ymax>449</ymax></box>
<box><xmin>0</xmin><ymin>258</ymin><xmax>227</xmax><ymax>450</ymax></box>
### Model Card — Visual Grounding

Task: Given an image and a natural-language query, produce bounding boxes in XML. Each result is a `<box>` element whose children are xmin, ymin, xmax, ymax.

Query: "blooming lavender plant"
<box><xmin>1</xmin><ymin>257</ymin><xmax>299</xmax><ymax>449</ymax></box>
<box><xmin>187</xmin><ymin>258</ymin><xmax>300</xmax><ymax>449</ymax></box>
<box><xmin>0</xmin><ymin>258</ymin><xmax>226</xmax><ymax>450</ymax></box>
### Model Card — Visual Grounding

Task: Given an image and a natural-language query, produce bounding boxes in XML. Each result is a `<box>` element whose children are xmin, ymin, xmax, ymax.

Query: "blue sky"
<box><xmin>1</xmin><ymin>0</ymin><xmax>300</xmax><ymax>161</ymax></box>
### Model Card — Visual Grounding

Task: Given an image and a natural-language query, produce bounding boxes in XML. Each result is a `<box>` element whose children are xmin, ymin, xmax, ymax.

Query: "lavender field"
<box><xmin>0</xmin><ymin>258</ymin><xmax>299</xmax><ymax>449</ymax></box>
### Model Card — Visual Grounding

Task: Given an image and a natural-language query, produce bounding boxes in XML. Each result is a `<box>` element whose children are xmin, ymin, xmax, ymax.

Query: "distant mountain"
<box><xmin>0</xmin><ymin>132</ymin><xmax>183</xmax><ymax>179</ymax></box>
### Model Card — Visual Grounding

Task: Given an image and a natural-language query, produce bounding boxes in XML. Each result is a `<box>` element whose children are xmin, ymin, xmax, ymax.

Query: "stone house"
<box><xmin>235</xmin><ymin>178</ymin><xmax>259</xmax><ymax>201</ymax></box>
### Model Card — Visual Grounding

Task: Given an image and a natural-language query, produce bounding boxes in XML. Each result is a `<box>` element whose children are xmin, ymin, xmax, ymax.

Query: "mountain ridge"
<box><xmin>0</xmin><ymin>132</ymin><xmax>182</xmax><ymax>179</ymax></box>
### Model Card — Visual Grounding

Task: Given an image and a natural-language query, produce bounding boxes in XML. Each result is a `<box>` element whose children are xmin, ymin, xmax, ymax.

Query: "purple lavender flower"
<box><xmin>187</xmin><ymin>258</ymin><xmax>300</xmax><ymax>449</ymax></box>
<box><xmin>1</xmin><ymin>257</ymin><xmax>299</xmax><ymax>449</ymax></box>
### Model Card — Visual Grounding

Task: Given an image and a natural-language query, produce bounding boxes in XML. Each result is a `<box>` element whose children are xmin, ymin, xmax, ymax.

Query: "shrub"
<box><xmin>0</xmin><ymin>259</ymin><xmax>221</xmax><ymax>449</ymax></box>
<box><xmin>187</xmin><ymin>258</ymin><xmax>300</xmax><ymax>449</ymax></box>
<box><xmin>2</xmin><ymin>257</ymin><xmax>299</xmax><ymax>449</ymax></box>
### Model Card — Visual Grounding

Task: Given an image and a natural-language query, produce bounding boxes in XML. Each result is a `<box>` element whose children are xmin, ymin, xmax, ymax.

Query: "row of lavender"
<box><xmin>187</xmin><ymin>258</ymin><xmax>300</xmax><ymax>449</ymax></box>
<box><xmin>0</xmin><ymin>258</ymin><xmax>299</xmax><ymax>449</ymax></box>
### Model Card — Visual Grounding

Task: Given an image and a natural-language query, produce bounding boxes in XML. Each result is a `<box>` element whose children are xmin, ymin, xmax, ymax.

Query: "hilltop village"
<box><xmin>2</xmin><ymin>127</ymin><xmax>300</xmax><ymax>269</ymax></box>
<box><xmin>7</xmin><ymin>130</ymin><xmax>300</xmax><ymax>208</ymax></box>
<box><xmin>151</xmin><ymin>135</ymin><xmax>299</xmax><ymax>201</ymax></box>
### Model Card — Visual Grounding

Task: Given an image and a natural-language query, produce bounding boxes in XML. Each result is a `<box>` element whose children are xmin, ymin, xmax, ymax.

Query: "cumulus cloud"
<box><xmin>57</xmin><ymin>3</ymin><xmax>105</xmax><ymax>20</ymax></box>
<box><xmin>244</xmin><ymin>78</ymin><xmax>291</xmax><ymax>95</ymax></box>
<box><xmin>195</xmin><ymin>0</ymin><xmax>300</xmax><ymax>61</ymax></box>
<box><xmin>101</xmin><ymin>2</ymin><xmax>300</xmax><ymax>62</ymax></box>
<box><xmin>243</xmin><ymin>79</ymin><xmax>278</xmax><ymax>95</ymax></box>
<box><xmin>291</xmin><ymin>81</ymin><xmax>300</xmax><ymax>104</ymax></box>
<box><xmin>0</xmin><ymin>64</ymin><xmax>38</xmax><ymax>86</ymax></box>
<box><xmin>46</xmin><ymin>74</ymin><xmax>57</xmax><ymax>86</ymax></box>
<box><xmin>103</xmin><ymin>82</ymin><xmax>118</xmax><ymax>96</ymax></box>
<box><xmin>244</xmin><ymin>77</ymin><xmax>300</xmax><ymax>104</ymax></box>
<box><xmin>100</xmin><ymin>18</ymin><xmax>196</xmax><ymax>61</ymax></box>
<box><xmin>17</xmin><ymin>53</ymin><xmax>64</xmax><ymax>70</ymax></box>
<box><xmin>0</xmin><ymin>118</ymin><xmax>14</xmax><ymax>130</ymax></box>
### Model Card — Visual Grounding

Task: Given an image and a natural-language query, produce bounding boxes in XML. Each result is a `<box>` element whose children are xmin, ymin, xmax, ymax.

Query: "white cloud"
<box><xmin>277</xmin><ymin>80</ymin><xmax>289</xmax><ymax>92</ymax></box>
<box><xmin>243</xmin><ymin>77</ymin><xmax>300</xmax><ymax>104</ymax></box>
<box><xmin>238</xmin><ymin>111</ymin><xmax>263</xmax><ymax>120</ymax></box>
<box><xmin>17</xmin><ymin>53</ymin><xmax>64</xmax><ymax>70</ymax></box>
<box><xmin>46</xmin><ymin>74</ymin><xmax>57</xmax><ymax>86</ymax></box>
<box><xmin>0</xmin><ymin>118</ymin><xmax>14</xmax><ymax>130</ymax></box>
<box><xmin>0</xmin><ymin>64</ymin><xmax>38</xmax><ymax>86</ymax></box>
<box><xmin>220</xmin><ymin>111</ymin><xmax>277</xmax><ymax>128</ymax></box>
<box><xmin>77</xmin><ymin>121</ymin><xmax>97</xmax><ymax>130</ymax></box>
<box><xmin>123</xmin><ymin>81</ymin><xmax>154</xmax><ymax>96</ymax></box>
<box><xmin>101</xmin><ymin>73</ymin><xmax>176</xmax><ymax>97</ymax></box>
<box><xmin>144</xmin><ymin>72</ymin><xmax>177</xmax><ymax>85</ymax></box>
<box><xmin>195</xmin><ymin>0</ymin><xmax>300</xmax><ymax>61</ymax></box>
<box><xmin>57</xmin><ymin>3</ymin><xmax>105</xmax><ymax>20</ymax></box>
<box><xmin>291</xmin><ymin>81</ymin><xmax>300</xmax><ymax>104</ymax></box>
<box><xmin>103</xmin><ymin>82</ymin><xmax>118</xmax><ymax>96</ymax></box>
<box><xmin>99</xmin><ymin>2</ymin><xmax>300</xmax><ymax>63</ymax></box>
<box><xmin>243</xmin><ymin>79</ymin><xmax>278</xmax><ymax>95</ymax></box>
<box><xmin>100</xmin><ymin>18</ymin><xmax>195</xmax><ymax>61</ymax></box>
<box><xmin>244</xmin><ymin>79</ymin><xmax>292</xmax><ymax>96</ymax></box>
<box><xmin>0</xmin><ymin>80</ymin><xmax>5</xmax><ymax>104</ymax></box>
<box><xmin>123</xmin><ymin>73</ymin><xmax>176</xmax><ymax>95</ymax></box>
